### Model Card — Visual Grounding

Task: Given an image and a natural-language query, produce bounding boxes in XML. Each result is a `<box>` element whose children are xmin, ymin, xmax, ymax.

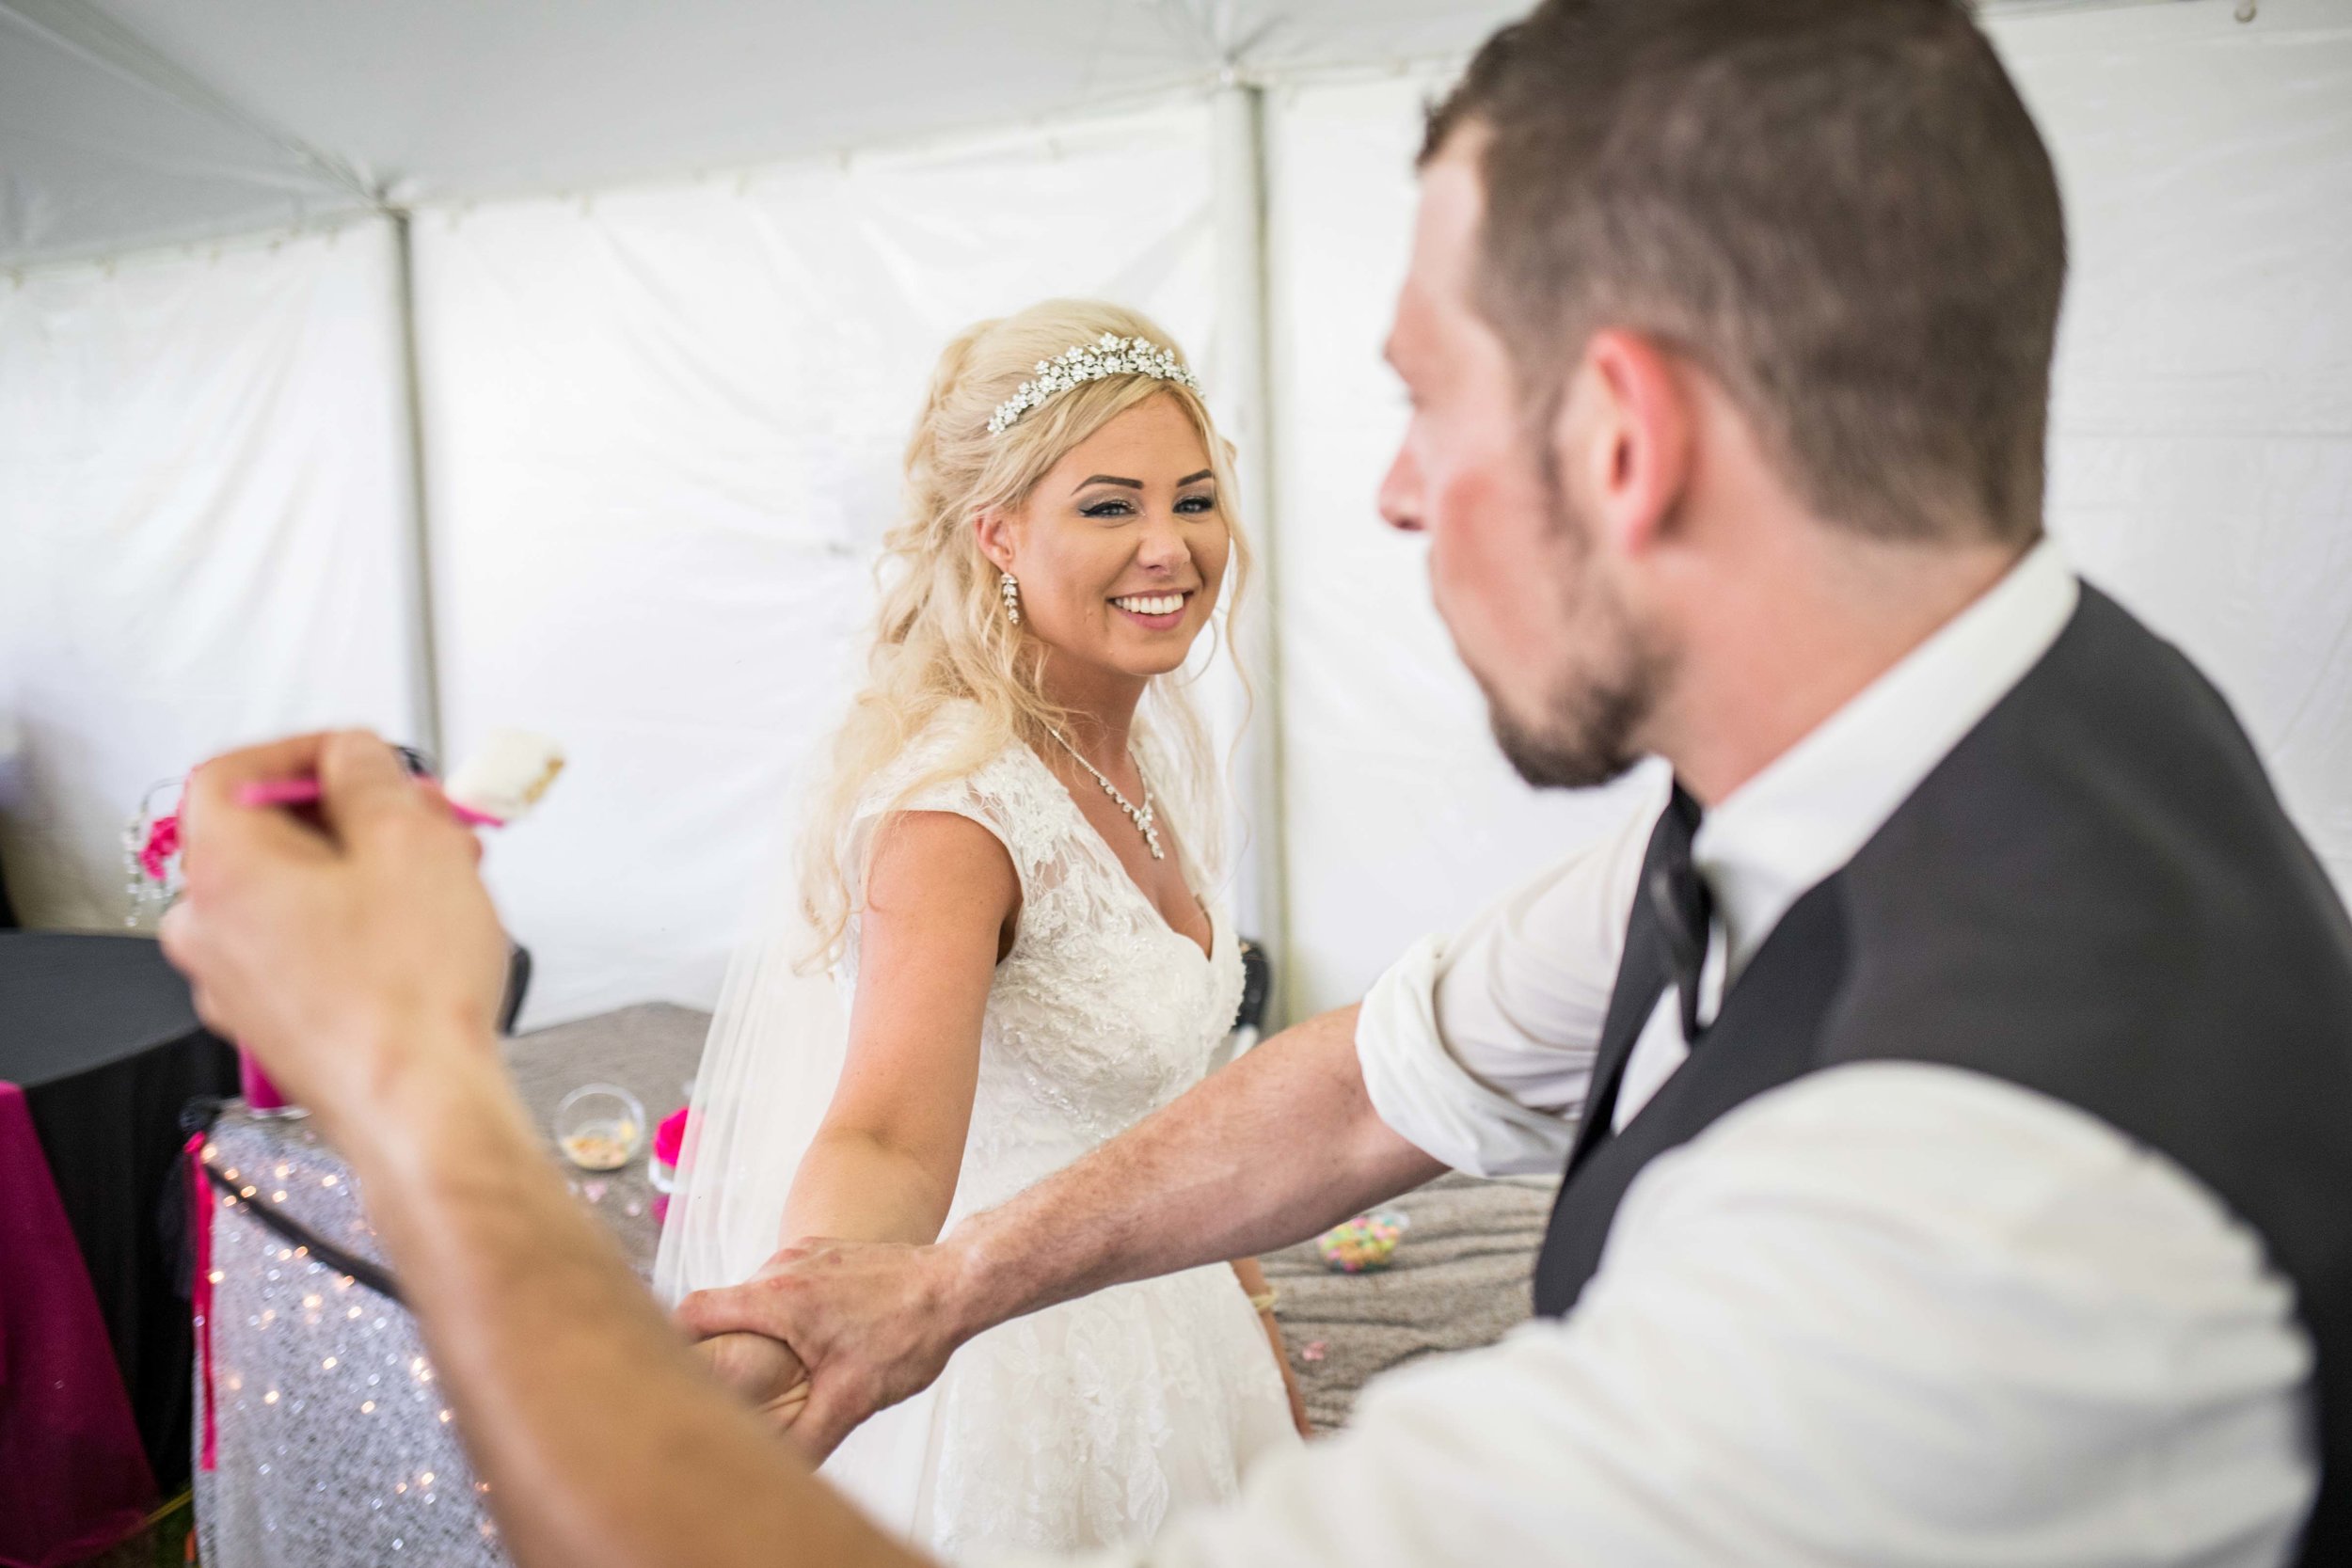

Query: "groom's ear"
<box><xmin>1561</xmin><ymin>327</ymin><xmax>1695</xmax><ymax>562</ymax></box>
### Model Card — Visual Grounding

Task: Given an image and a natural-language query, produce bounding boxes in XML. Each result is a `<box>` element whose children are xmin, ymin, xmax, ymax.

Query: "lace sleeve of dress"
<box><xmin>847</xmin><ymin>770</ymin><xmax>1015</xmax><ymax>893</ymax></box>
<box><xmin>838</xmin><ymin>709</ymin><xmax>1063</xmax><ymax>912</ymax></box>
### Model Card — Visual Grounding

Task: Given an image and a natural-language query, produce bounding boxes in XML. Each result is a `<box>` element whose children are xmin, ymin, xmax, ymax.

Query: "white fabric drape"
<box><xmin>413</xmin><ymin>103</ymin><xmax>1226</xmax><ymax>1028</ymax></box>
<box><xmin>0</xmin><ymin>220</ymin><xmax>418</xmax><ymax>927</ymax></box>
<box><xmin>648</xmin><ymin>751</ymin><xmax>848</xmax><ymax>1303</ymax></box>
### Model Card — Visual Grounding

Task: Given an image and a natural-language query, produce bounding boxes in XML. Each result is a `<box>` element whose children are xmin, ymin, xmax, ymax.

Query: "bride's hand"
<box><xmin>675</xmin><ymin>1236</ymin><xmax>968</xmax><ymax>1465</ymax></box>
<box><xmin>689</xmin><ymin>1329</ymin><xmax>812</xmax><ymax>1433</ymax></box>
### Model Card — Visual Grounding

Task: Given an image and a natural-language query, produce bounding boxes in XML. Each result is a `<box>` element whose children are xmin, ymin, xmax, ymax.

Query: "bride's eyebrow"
<box><xmin>1072</xmin><ymin>471</ymin><xmax>1216</xmax><ymax>492</ymax></box>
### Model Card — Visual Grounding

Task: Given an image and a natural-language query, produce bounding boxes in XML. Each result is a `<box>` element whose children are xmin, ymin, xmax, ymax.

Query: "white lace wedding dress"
<box><xmin>750</xmin><ymin>705</ymin><xmax>1297</xmax><ymax>1556</ymax></box>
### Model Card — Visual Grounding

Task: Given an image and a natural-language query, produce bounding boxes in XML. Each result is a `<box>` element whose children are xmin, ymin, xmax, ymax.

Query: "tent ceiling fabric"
<box><xmin>0</xmin><ymin>0</ymin><xmax>1526</xmax><ymax>267</ymax></box>
<box><xmin>0</xmin><ymin>1</ymin><xmax>370</xmax><ymax>265</ymax></box>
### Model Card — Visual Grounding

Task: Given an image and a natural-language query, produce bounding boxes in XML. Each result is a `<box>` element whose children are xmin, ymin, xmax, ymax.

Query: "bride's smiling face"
<box><xmin>979</xmin><ymin>392</ymin><xmax>1230</xmax><ymax>685</ymax></box>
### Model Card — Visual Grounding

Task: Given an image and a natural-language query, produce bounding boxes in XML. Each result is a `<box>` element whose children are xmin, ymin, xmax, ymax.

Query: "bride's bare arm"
<box><xmin>780</xmin><ymin>809</ymin><xmax>1019</xmax><ymax>1250</ymax></box>
<box><xmin>677</xmin><ymin>1004</ymin><xmax>1443</xmax><ymax>1458</ymax></box>
<box><xmin>688</xmin><ymin>808</ymin><xmax>1015</xmax><ymax>1425</ymax></box>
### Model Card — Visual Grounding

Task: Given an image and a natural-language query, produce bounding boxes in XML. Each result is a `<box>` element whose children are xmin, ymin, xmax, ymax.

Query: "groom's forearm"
<box><xmin>348</xmin><ymin>1044</ymin><xmax>925</xmax><ymax>1568</ymax></box>
<box><xmin>940</xmin><ymin>1006</ymin><xmax>1444</xmax><ymax>1339</ymax></box>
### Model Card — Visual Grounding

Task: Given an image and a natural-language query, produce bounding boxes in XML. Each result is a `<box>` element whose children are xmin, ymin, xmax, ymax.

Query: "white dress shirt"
<box><xmin>998</xmin><ymin>542</ymin><xmax>2318</xmax><ymax>1568</ymax></box>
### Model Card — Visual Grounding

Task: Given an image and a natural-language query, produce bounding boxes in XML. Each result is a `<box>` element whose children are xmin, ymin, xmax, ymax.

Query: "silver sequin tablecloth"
<box><xmin>193</xmin><ymin>1109</ymin><xmax>510</xmax><ymax>1566</ymax></box>
<box><xmin>191</xmin><ymin>1005</ymin><xmax>703</xmax><ymax>1567</ymax></box>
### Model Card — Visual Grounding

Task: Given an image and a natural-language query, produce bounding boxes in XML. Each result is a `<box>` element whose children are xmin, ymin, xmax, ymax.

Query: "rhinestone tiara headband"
<box><xmin>987</xmin><ymin>333</ymin><xmax>1202</xmax><ymax>437</ymax></box>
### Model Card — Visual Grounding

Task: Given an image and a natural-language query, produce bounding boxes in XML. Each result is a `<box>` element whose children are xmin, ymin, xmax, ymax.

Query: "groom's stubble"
<box><xmin>1477</xmin><ymin>435</ymin><xmax>1671</xmax><ymax>794</ymax></box>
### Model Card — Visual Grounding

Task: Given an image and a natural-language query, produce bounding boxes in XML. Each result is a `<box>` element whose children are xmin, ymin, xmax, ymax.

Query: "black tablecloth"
<box><xmin>0</xmin><ymin>930</ymin><xmax>239</xmax><ymax>1495</ymax></box>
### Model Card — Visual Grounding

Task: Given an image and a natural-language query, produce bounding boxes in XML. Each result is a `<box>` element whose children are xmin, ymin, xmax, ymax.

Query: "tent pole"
<box><xmin>1212</xmin><ymin>80</ymin><xmax>1294</xmax><ymax>1027</ymax></box>
<box><xmin>389</xmin><ymin>210</ymin><xmax>447</xmax><ymax>767</ymax></box>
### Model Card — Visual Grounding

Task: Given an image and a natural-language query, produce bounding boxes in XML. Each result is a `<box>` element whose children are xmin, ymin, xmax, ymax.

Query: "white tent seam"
<box><xmin>0</xmin><ymin>0</ymin><xmax>375</xmax><ymax>205</ymax></box>
<box><xmin>3</xmin><ymin>213</ymin><xmax>380</xmax><ymax>282</ymax></box>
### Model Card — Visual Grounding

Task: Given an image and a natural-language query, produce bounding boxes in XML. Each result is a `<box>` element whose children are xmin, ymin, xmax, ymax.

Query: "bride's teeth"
<box><xmin>1116</xmin><ymin>594</ymin><xmax>1184</xmax><ymax>616</ymax></box>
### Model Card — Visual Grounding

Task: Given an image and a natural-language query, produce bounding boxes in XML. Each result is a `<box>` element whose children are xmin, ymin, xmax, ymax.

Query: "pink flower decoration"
<box><xmin>653</xmin><ymin>1106</ymin><xmax>691</xmax><ymax>1167</ymax></box>
<box><xmin>138</xmin><ymin>813</ymin><xmax>181</xmax><ymax>882</ymax></box>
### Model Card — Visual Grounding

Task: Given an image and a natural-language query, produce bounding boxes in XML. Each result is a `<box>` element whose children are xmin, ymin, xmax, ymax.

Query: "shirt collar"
<box><xmin>1693</xmin><ymin>538</ymin><xmax>2081</xmax><ymax>977</ymax></box>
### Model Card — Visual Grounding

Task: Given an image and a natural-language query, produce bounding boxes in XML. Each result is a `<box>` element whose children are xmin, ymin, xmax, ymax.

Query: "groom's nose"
<box><xmin>1379</xmin><ymin>444</ymin><xmax>1425</xmax><ymax>534</ymax></box>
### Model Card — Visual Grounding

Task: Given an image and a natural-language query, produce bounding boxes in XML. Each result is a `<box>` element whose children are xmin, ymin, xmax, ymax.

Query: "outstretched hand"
<box><xmin>675</xmin><ymin>1237</ymin><xmax>971</xmax><ymax>1464</ymax></box>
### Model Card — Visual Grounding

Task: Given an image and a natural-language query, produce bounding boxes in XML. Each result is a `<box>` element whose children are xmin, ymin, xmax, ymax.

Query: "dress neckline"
<box><xmin>1021</xmin><ymin>741</ymin><xmax>1216</xmax><ymax>964</ymax></box>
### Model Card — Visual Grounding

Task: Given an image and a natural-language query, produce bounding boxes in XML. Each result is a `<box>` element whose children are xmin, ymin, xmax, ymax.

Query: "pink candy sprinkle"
<box><xmin>1300</xmin><ymin>1340</ymin><xmax>1327</xmax><ymax>1363</ymax></box>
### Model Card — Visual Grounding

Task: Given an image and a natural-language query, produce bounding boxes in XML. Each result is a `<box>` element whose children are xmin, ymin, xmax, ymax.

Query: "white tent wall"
<box><xmin>0</xmin><ymin>219</ymin><xmax>420</xmax><ymax>928</ymax></box>
<box><xmin>413</xmin><ymin>103</ymin><xmax>1231</xmax><ymax>1029</ymax></box>
<box><xmin>1265</xmin><ymin>0</ymin><xmax>2352</xmax><ymax>1021</ymax></box>
<box><xmin>2004</xmin><ymin>0</ymin><xmax>2352</xmax><ymax>894</ymax></box>
<box><xmin>1263</xmin><ymin>71</ymin><xmax>1664</xmax><ymax>1023</ymax></box>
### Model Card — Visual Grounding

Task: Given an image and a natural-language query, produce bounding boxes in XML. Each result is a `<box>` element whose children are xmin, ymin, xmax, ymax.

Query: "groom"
<box><xmin>165</xmin><ymin>0</ymin><xmax>2347</xmax><ymax>1563</ymax></box>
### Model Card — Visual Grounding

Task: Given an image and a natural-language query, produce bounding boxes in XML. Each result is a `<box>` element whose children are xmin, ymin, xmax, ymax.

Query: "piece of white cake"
<box><xmin>444</xmin><ymin>729</ymin><xmax>565</xmax><ymax>824</ymax></box>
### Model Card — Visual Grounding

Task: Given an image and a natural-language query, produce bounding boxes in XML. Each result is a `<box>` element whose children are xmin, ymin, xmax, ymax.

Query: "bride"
<box><xmin>654</xmin><ymin>299</ymin><xmax>1308</xmax><ymax>1557</ymax></box>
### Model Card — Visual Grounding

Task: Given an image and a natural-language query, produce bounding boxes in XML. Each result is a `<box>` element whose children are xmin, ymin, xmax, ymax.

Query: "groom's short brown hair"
<box><xmin>1426</xmin><ymin>0</ymin><xmax>2066</xmax><ymax>547</ymax></box>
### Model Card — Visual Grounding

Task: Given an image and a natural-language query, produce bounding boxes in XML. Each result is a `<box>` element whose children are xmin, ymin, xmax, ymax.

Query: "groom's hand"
<box><xmin>159</xmin><ymin>731</ymin><xmax>510</xmax><ymax>1143</ymax></box>
<box><xmin>675</xmin><ymin>1237</ymin><xmax>970</xmax><ymax>1463</ymax></box>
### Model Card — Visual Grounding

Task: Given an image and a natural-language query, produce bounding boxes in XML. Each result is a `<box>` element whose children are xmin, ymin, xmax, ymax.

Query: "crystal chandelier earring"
<box><xmin>1000</xmin><ymin>570</ymin><xmax>1022</xmax><ymax>626</ymax></box>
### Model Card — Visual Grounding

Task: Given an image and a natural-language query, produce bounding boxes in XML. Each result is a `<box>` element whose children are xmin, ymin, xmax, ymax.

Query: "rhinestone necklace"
<box><xmin>1047</xmin><ymin>727</ymin><xmax>1162</xmax><ymax>861</ymax></box>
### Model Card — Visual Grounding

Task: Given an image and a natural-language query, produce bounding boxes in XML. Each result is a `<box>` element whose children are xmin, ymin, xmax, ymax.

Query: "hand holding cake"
<box><xmin>231</xmin><ymin>727</ymin><xmax>565</xmax><ymax>829</ymax></box>
<box><xmin>159</xmin><ymin>730</ymin><xmax>526</xmax><ymax>1147</ymax></box>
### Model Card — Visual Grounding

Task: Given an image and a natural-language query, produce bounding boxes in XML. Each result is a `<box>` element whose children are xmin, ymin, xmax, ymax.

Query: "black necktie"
<box><xmin>1647</xmin><ymin>784</ymin><xmax>1713</xmax><ymax>1044</ymax></box>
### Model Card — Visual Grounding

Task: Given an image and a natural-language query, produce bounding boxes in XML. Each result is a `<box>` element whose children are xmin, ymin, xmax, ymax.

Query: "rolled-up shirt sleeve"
<box><xmin>1354</xmin><ymin>779</ymin><xmax>1665</xmax><ymax>1178</ymax></box>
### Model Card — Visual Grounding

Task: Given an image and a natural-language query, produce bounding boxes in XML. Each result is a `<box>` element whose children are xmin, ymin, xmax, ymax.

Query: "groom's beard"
<box><xmin>1482</xmin><ymin>490</ymin><xmax>1665</xmax><ymax>793</ymax></box>
<box><xmin>1486</xmin><ymin>664</ymin><xmax>1649</xmax><ymax>791</ymax></box>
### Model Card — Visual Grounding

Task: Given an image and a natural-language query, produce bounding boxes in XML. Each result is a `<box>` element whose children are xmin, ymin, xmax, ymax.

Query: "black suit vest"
<box><xmin>1533</xmin><ymin>585</ymin><xmax>2352</xmax><ymax>1562</ymax></box>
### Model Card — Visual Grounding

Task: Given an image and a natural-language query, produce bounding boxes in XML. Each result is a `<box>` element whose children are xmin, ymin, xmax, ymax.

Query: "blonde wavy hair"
<box><xmin>799</xmin><ymin>299</ymin><xmax>1250</xmax><ymax>961</ymax></box>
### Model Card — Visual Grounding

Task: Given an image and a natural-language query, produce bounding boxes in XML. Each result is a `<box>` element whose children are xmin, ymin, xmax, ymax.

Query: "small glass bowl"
<box><xmin>554</xmin><ymin>1084</ymin><xmax>645</xmax><ymax>1172</ymax></box>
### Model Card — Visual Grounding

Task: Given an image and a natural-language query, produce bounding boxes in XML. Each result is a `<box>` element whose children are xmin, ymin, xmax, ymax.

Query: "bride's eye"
<box><xmin>1082</xmin><ymin>498</ymin><xmax>1136</xmax><ymax>519</ymax></box>
<box><xmin>1176</xmin><ymin>494</ymin><xmax>1216</xmax><ymax>515</ymax></box>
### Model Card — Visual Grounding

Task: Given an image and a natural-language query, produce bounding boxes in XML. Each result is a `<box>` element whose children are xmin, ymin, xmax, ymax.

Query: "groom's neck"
<box><xmin>1645</xmin><ymin>526</ymin><xmax>2028</xmax><ymax>807</ymax></box>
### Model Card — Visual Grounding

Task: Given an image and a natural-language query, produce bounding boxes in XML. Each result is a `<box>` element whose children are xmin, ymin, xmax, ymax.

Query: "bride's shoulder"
<box><xmin>835</xmin><ymin>702</ymin><xmax>1071</xmax><ymax>896</ymax></box>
